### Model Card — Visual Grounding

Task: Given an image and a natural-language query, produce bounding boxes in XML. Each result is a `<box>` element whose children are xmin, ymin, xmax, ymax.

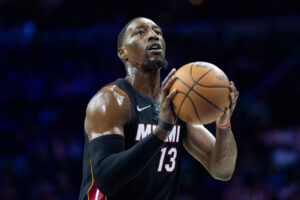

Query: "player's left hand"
<box><xmin>216</xmin><ymin>81</ymin><xmax>239</xmax><ymax>126</ymax></box>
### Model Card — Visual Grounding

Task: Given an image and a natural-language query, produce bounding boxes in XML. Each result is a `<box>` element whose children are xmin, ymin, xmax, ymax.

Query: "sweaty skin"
<box><xmin>184</xmin><ymin>81</ymin><xmax>238</xmax><ymax>180</ymax></box>
<box><xmin>85</xmin><ymin>17</ymin><xmax>238</xmax><ymax>181</ymax></box>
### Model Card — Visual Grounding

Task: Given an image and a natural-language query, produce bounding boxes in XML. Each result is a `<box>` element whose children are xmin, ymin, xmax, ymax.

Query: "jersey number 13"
<box><xmin>157</xmin><ymin>147</ymin><xmax>177</xmax><ymax>173</ymax></box>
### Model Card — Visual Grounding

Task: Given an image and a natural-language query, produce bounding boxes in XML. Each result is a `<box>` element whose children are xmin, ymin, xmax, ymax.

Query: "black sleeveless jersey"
<box><xmin>79</xmin><ymin>78</ymin><xmax>186</xmax><ymax>200</ymax></box>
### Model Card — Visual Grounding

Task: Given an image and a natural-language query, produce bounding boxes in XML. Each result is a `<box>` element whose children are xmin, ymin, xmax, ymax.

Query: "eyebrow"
<box><xmin>152</xmin><ymin>25</ymin><xmax>162</xmax><ymax>32</ymax></box>
<box><xmin>134</xmin><ymin>24</ymin><xmax>162</xmax><ymax>32</ymax></box>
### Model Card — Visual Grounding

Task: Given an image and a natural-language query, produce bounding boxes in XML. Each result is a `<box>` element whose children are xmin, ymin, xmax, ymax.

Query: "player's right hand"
<box><xmin>159</xmin><ymin>68</ymin><xmax>178</xmax><ymax>125</ymax></box>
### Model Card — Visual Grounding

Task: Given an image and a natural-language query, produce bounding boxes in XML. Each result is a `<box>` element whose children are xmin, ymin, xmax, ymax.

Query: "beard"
<box><xmin>145</xmin><ymin>55</ymin><xmax>168</xmax><ymax>72</ymax></box>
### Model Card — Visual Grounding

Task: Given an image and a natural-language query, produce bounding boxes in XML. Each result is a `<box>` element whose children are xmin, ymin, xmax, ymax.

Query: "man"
<box><xmin>79</xmin><ymin>17</ymin><xmax>238</xmax><ymax>200</ymax></box>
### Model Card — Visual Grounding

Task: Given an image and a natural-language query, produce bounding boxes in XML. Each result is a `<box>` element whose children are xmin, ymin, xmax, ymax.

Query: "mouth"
<box><xmin>147</xmin><ymin>43</ymin><xmax>163</xmax><ymax>54</ymax></box>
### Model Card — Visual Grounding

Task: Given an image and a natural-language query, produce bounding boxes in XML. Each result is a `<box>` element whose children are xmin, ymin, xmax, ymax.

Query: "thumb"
<box><xmin>217</xmin><ymin>107</ymin><xmax>230</xmax><ymax>125</ymax></box>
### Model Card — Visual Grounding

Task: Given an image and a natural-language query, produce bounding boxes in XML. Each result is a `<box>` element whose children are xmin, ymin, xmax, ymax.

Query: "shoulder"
<box><xmin>85</xmin><ymin>84</ymin><xmax>131</xmax><ymax>138</ymax></box>
<box><xmin>87</xmin><ymin>84</ymin><xmax>131</xmax><ymax>113</ymax></box>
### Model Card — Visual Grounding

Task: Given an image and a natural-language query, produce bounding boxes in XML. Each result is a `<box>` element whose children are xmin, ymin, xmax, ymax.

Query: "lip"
<box><xmin>147</xmin><ymin>42</ymin><xmax>162</xmax><ymax>51</ymax></box>
<box><xmin>147</xmin><ymin>42</ymin><xmax>163</xmax><ymax>55</ymax></box>
<box><xmin>148</xmin><ymin>49</ymin><xmax>163</xmax><ymax>54</ymax></box>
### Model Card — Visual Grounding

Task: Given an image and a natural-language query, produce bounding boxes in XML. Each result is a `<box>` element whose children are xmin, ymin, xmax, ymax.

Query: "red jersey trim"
<box><xmin>87</xmin><ymin>160</ymin><xmax>107</xmax><ymax>200</ymax></box>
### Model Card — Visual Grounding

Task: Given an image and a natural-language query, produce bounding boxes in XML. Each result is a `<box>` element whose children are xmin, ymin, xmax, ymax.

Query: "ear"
<box><xmin>118</xmin><ymin>47</ymin><xmax>128</xmax><ymax>61</ymax></box>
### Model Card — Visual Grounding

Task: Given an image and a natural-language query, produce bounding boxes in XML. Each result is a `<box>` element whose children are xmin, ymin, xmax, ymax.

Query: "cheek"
<box><xmin>129</xmin><ymin>39</ymin><xmax>145</xmax><ymax>51</ymax></box>
<box><xmin>128</xmin><ymin>35</ymin><xmax>147</xmax><ymax>49</ymax></box>
<box><xmin>162</xmin><ymin>40</ymin><xmax>166</xmax><ymax>51</ymax></box>
<box><xmin>127</xmin><ymin>37</ymin><xmax>135</xmax><ymax>46</ymax></box>
<box><xmin>127</xmin><ymin>40</ymin><xmax>146</xmax><ymax>59</ymax></box>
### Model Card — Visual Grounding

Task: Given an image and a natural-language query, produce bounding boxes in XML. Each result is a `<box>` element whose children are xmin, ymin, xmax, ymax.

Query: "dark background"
<box><xmin>0</xmin><ymin>0</ymin><xmax>300</xmax><ymax>199</ymax></box>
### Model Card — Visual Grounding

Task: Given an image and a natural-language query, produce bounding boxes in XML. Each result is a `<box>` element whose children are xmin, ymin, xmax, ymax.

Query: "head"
<box><xmin>117</xmin><ymin>17</ymin><xmax>168</xmax><ymax>72</ymax></box>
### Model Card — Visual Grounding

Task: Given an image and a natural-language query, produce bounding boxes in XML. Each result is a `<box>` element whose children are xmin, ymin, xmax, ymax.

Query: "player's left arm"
<box><xmin>183</xmin><ymin>81</ymin><xmax>238</xmax><ymax>181</ymax></box>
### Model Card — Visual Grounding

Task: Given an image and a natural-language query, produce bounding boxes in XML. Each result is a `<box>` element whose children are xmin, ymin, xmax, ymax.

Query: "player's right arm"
<box><xmin>85</xmin><ymin>85</ymin><xmax>163</xmax><ymax>196</ymax></box>
<box><xmin>84</xmin><ymin>70</ymin><xmax>177</xmax><ymax>197</ymax></box>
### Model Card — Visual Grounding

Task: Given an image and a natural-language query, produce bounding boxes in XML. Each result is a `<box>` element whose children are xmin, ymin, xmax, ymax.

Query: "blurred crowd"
<box><xmin>1</xmin><ymin>0</ymin><xmax>300</xmax><ymax>199</ymax></box>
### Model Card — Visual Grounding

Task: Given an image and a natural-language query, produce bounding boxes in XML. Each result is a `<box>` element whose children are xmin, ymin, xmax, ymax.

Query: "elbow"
<box><xmin>210</xmin><ymin>155</ymin><xmax>237</xmax><ymax>181</ymax></box>
<box><xmin>93</xmin><ymin>175</ymin><xmax>111</xmax><ymax>196</ymax></box>
<box><xmin>212</xmin><ymin>172</ymin><xmax>233</xmax><ymax>181</ymax></box>
<box><xmin>210</xmin><ymin>167</ymin><xmax>235</xmax><ymax>181</ymax></box>
<box><xmin>94</xmin><ymin>174</ymin><xmax>120</xmax><ymax>196</ymax></box>
<box><xmin>92</xmin><ymin>165</ymin><xmax>115</xmax><ymax>196</ymax></box>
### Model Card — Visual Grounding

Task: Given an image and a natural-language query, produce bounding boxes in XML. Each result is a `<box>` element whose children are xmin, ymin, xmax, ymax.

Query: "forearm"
<box><xmin>90</xmin><ymin>133</ymin><xmax>164</xmax><ymax>195</ymax></box>
<box><xmin>210</xmin><ymin>126</ymin><xmax>237</xmax><ymax>181</ymax></box>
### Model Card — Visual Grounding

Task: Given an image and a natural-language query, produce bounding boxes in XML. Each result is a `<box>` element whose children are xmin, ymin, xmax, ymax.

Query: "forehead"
<box><xmin>127</xmin><ymin>18</ymin><xmax>160</xmax><ymax>32</ymax></box>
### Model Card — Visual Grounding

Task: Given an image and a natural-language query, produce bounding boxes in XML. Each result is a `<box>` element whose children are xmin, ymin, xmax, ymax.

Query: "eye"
<box><xmin>136</xmin><ymin>30</ymin><xmax>145</xmax><ymax>35</ymax></box>
<box><xmin>155</xmin><ymin>30</ymin><xmax>162</xmax><ymax>35</ymax></box>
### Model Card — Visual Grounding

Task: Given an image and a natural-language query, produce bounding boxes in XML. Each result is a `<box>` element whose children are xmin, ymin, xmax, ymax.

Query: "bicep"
<box><xmin>183</xmin><ymin>124</ymin><xmax>215</xmax><ymax>169</ymax></box>
<box><xmin>85</xmin><ymin>85</ymin><xmax>131</xmax><ymax>141</ymax></box>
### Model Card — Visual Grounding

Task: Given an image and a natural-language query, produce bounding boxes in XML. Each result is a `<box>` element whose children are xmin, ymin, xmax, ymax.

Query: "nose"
<box><xmin>148</xmin><ymin>30</ymin><xmax>159</xmax><ymax>41</ymax></box>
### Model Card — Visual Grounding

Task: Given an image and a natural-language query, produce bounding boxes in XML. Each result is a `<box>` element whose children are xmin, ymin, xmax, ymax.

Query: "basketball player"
<box><xmin>79</xmin><ymin>17</ymin><xmax>238</xmax><ymax>200</ymax></box>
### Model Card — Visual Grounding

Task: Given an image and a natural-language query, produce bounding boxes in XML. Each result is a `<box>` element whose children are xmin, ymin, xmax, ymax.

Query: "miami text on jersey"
<box><xmin>135</xmin><ymin>124</ymin><xmax>181</xmax><ymax>143</ymax></box>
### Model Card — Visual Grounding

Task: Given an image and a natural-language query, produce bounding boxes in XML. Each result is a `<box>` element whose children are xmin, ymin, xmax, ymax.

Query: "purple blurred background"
<box><xmin>0</xmin><ymin>0</ymin><xmax>300</xmax><ymax>199</ymax></box>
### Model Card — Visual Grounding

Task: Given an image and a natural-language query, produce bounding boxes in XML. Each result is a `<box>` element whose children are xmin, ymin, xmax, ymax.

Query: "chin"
<box><xmin>146</xmin><ymin>57</ymin><xmax>168</xmax><ymax>71</ymax></box>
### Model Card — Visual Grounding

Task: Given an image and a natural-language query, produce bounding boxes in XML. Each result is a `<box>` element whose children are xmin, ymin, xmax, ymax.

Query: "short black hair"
<box><xmin>117</xmin><ymin>17</ymin><xmax>142</xmax><ymax>49</ymax></box>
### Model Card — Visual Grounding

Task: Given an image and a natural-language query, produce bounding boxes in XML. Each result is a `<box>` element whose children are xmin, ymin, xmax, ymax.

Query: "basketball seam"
<box><xmin>177</xmin><ymin>64</ymin><xmax>215</xmax><ymax>123</ymax></box>
<box><xmin>177</xmin><ymin>91</ymin><xmax>202</xmax><ymax>124</ymax></box>
<box><xmin>190</xmin><ymin>63</ymin><xmax>228</xmax><ymax>88</ymax></box>
<box><xmin>177</xmin><ymin>77</ymin><xmax>225</xmax><ymax>112</ymax></box>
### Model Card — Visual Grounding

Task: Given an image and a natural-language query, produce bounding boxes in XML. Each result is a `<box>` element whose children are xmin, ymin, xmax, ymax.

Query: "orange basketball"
<box><xmin>170</xmin><ymin>61</ymin><xmax>230</xmax><ymax>125</ymax></box>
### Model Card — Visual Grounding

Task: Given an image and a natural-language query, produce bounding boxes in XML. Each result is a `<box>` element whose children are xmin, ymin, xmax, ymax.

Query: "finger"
<box><xmin>231</xmin><ymin>89</ymin><xmax>239</xmax><ymax>101</ymax></box>
<box><xmin>230</xmin><ymin>104</ymin><xmax>236</xmax><ymax>116</ymax></box>
<box><xmin>162</xmin><ymin>68</ymin><xmax>176</xmax><ymax>88</ymax></box>
<box><xmin>230</xmin><ymin>82</ymin><xmax>239</xmax><ymax>96</ymax></box>
<box><xmin>230</xmin><ymin>92</ymin><xmax>237</xmax><ymax>107</ymax></box>
<box><xmin>230</xmin><ymin>92</ymin><xmax>235</xmax><ymax>103</ymax></box>
<box><xmin>235</xmin><ymin>90</ymin><xmax>239</xmax><ymax>98</ymax></box>
<box><xmin>223</xmin><ymin>107</ymin><xmax>231</xmax><ymax>122</ymax></box>
<box><xmin>217</xmin><ymin>107</ymin><xmax>230</xmax><ymax>125</ymax></box>
<box><xmin>230</xmin><ymin>100</ymin><xmax>236</xmax><ymax>110</ymax></box>
<box><xmin>162</xmin><ymin>75</ymin><xmax>177</xmax><ymax>96</ymax></box>
<box><xmin>164</xmin><ymin>89</ymin><xmax>177</xmax><ymax>106</ymax></box>
<box><xmin>229</xmin><ymin>82</ymin><xmax>235</xmax><ymax>92</ymax></box>
<box><xmin>225</xmin><ymin>106</ymin><xmax>231</xmax><ymax>116</ymax></box>
<box><xmin>229</xmin><ymin>85</ymin><xmax>233</xmax><ymax>92</ymax></box>
<box><xmin>229</xmin><ymin>96</ymin><xmax>237</xmax><ymax>115</ymax></box>
<box><xmin>229</xmin><ymin>81</ymin><xmax>236</xmax><ymax>89</ymax></box>
<box><xmin>230</xmin><ymin>81</ymin><xmax>235</xmax><ymax>87</ymax></box>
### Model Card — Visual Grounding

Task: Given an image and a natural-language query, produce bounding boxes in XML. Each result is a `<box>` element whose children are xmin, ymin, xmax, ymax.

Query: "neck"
<box><xmin>125</xmin><ymin>65</ymin><xmax>161</xmax><ymax>102</ymax></box>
